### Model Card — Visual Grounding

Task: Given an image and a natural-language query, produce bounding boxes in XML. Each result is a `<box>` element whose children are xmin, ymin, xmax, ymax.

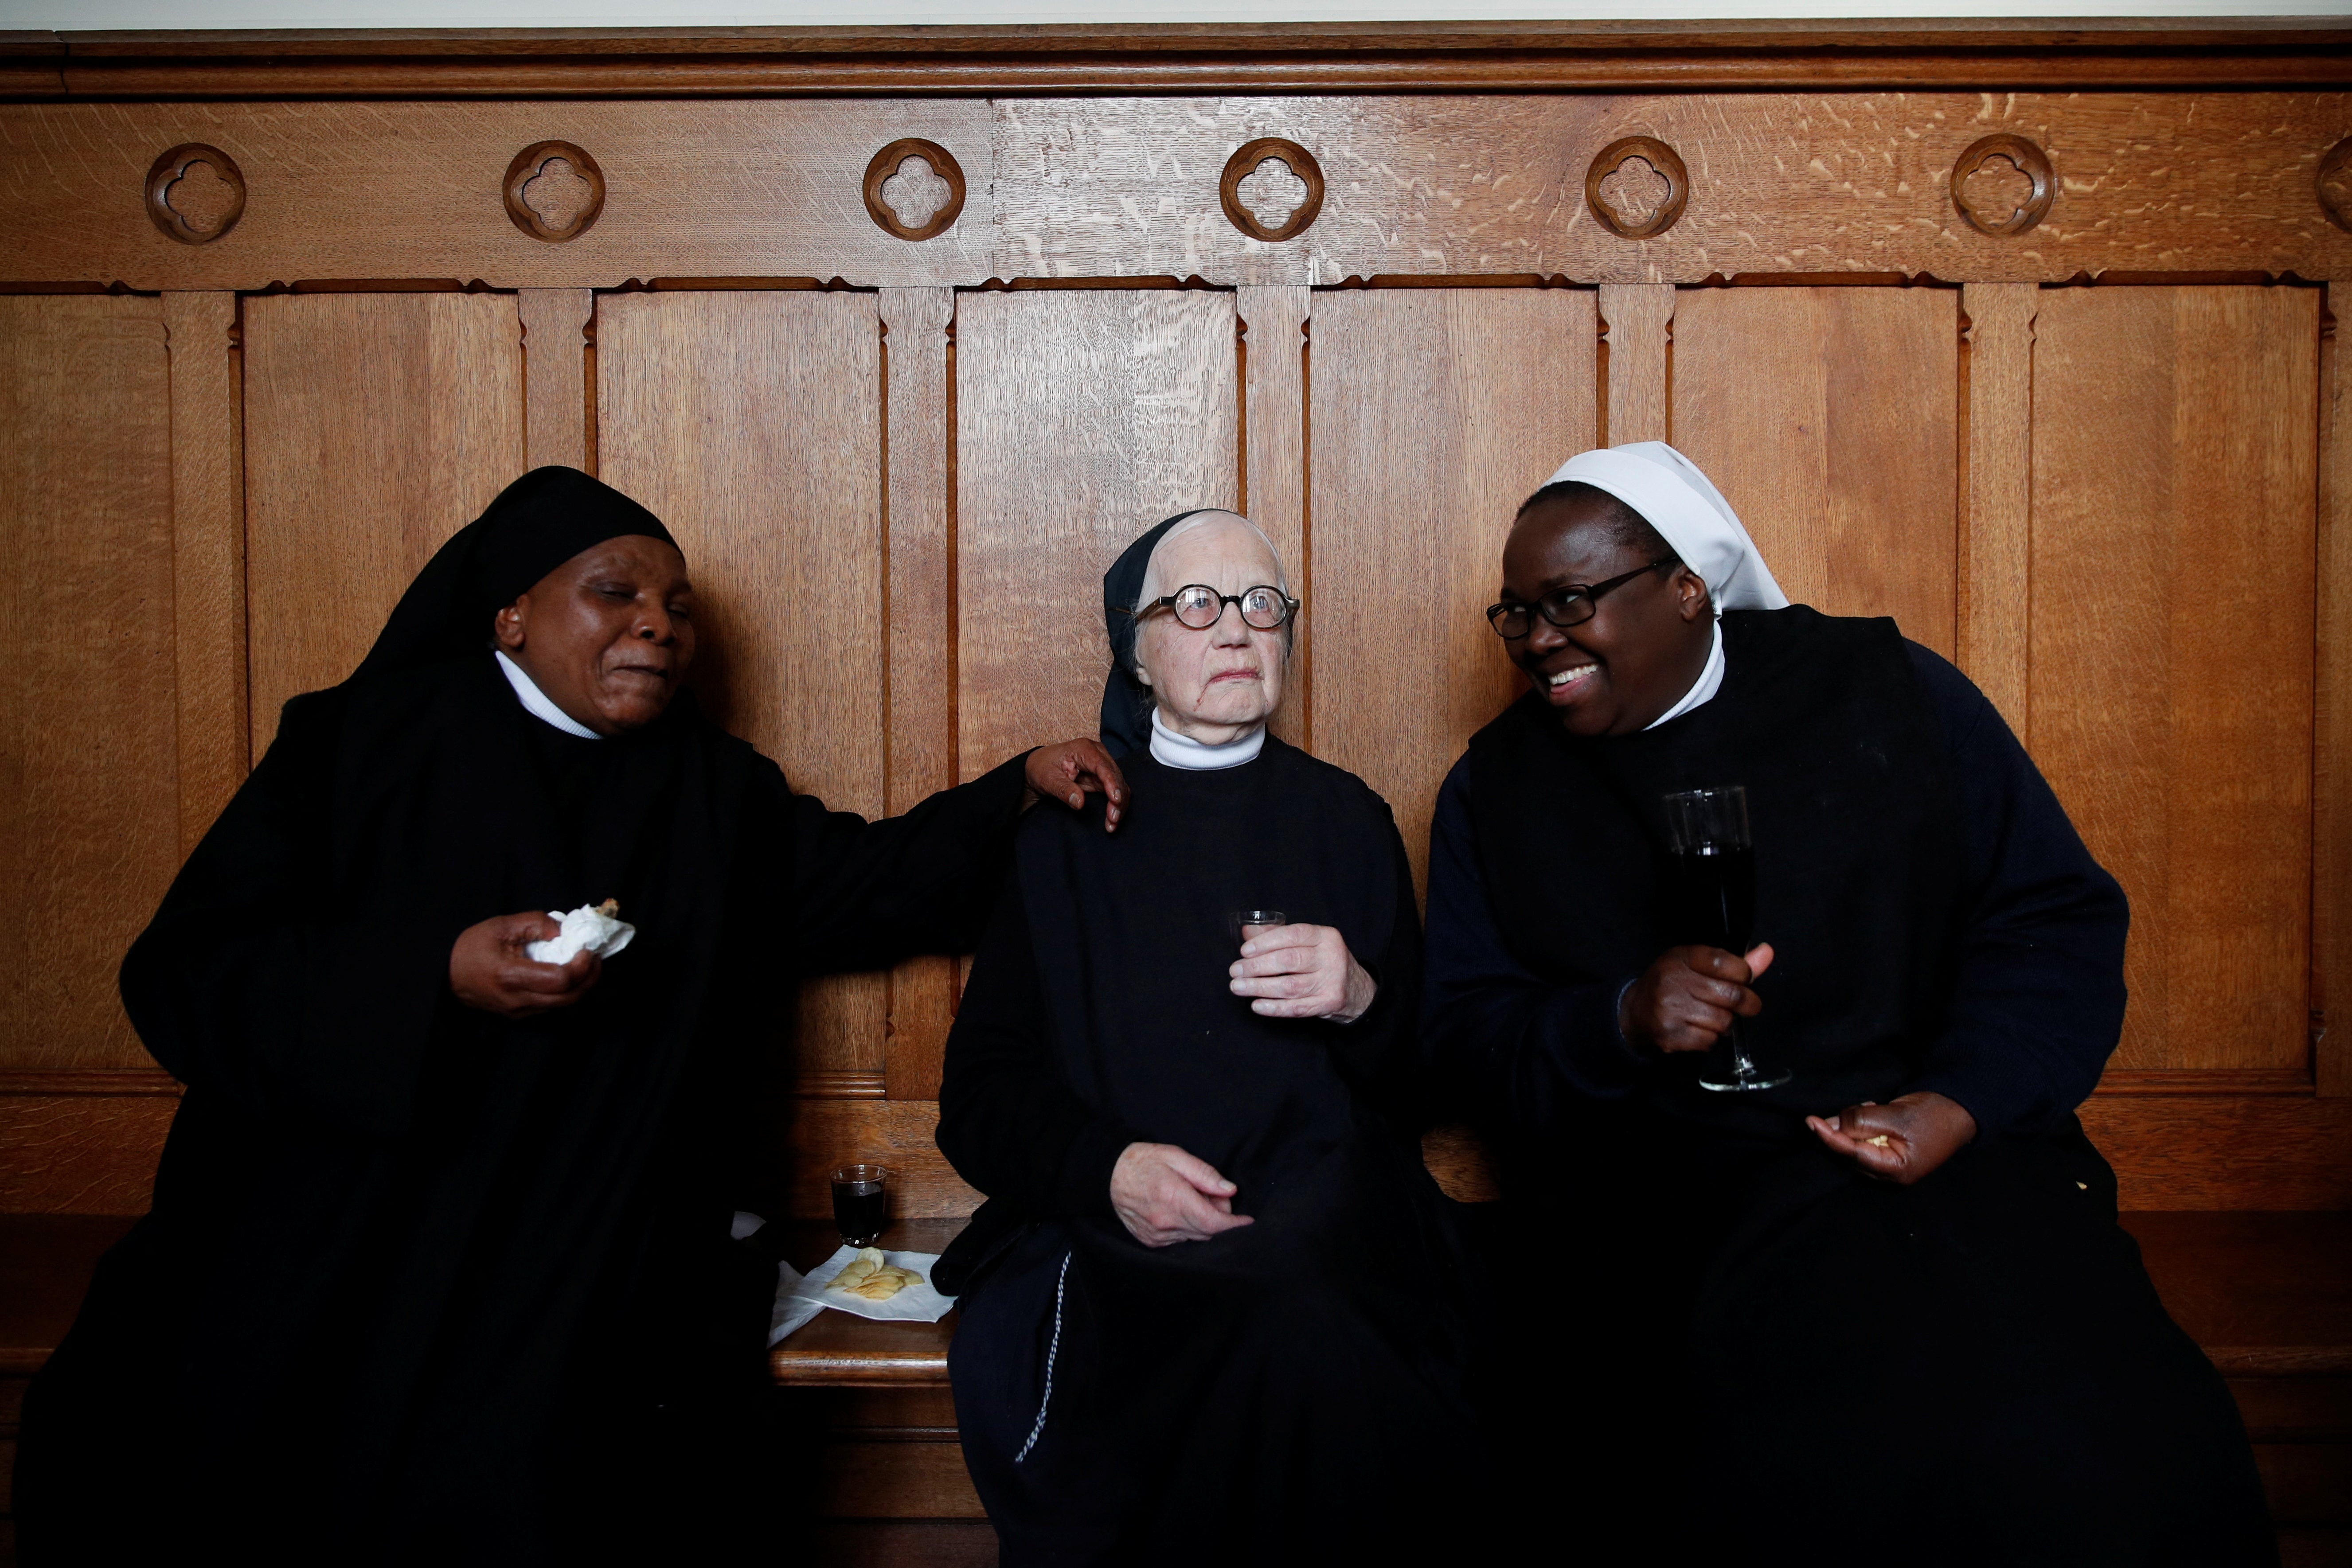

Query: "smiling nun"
<box><xmin>934</xmin><ymin>510</ymin><xmax>1485</xmax><ymax>1563</ymax></box>
<box><xmin>1422</xmin><ymin>444</ymin><xmax>2272</xmax><ymax>1564</ymax></box>
<box><xmin>15</xmin><ymin>468</ymin><xmax>1126</xmax><ymax>1567</ymax></box>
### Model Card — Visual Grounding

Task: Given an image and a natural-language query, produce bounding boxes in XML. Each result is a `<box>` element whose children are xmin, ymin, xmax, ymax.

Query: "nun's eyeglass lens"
<box><xmin>1485</xmin><ymin>558</ymin><xmax>1676</xmax><ymax>638</ymax></box>
<box><xmin>1136</xmin><ymin>584</ymin><xmax>1299</xmax><ymax>631</ymax></box>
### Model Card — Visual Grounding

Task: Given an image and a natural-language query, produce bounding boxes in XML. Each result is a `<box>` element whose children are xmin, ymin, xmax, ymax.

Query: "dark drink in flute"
<box><xmin>1660</xmin><ymin>786</ymin><xmax>1789</xmax><ymax>1092</ymax></box>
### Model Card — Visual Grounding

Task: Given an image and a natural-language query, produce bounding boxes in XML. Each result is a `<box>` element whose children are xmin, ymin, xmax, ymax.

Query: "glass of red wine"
<box><xmin>1661</xmin><ymin>786</ymin><xmax>1791</xmax><ymax>1092</ymax></box>
<box><xmin>830</xmin><ymin>1163</ymin><xmax>891</xmax><ymax>1248</ymax></box>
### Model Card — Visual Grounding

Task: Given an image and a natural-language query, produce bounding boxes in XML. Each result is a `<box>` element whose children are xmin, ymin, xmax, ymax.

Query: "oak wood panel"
<box><xmin>0</xmin><ymin>1094</ymin><xmax>175</xmax><ymax>1213</ymax></box>
<box><xmin>1239</xmin><ymin>284</ymin><xmax>1309</xmax><ymax>750</ymax></box>
<box><xmin>1959</xmin><ymin>282</ymin><xmax>2036</xmax><ymax>734</ymax></box>
<box><xmin>2321</xmin><ymin>281</ymin><xmax>2352</xmax><ymax>1100</ymax></box>
<box><xmin>519</xmin><ymin>287</ymin><xmax>590</xmax><ymax>472</ymax></box>
<box><xmin>242</xmin><ymin>292</ymin><xmax>525</xmax><ymax>747</ymax></box>
<box><xmin>596</xmin><ymin>289</ymin><xmax>889</xmax><ymax>1094</ymax></box>
<box><xmin>821</xmin><ymin>1438</ymin><xmax>984</xmax><ymax>1520</ymax></box>
<box><xmin>165</xmin><ymin>292</ymin><xmax>247</xmax><ymax>854</ymax></box>
<box><xmin>881</xmin><ymin>287</ymin><xmax>958</xmax><ymax>1103</ymax></box>
<box><xmin>2032</xmin><ymin>286</ymin><xmax>2321</xmax><ymax>1076</ymax></box>
<box><xmin>0</xmin><ymin>296</ymin><xmax>180</xmax><ymax>1073</ymax></box>
<box><xmin>989</xmin><ymin>94</ymin><xmax>2352</xmax><ymax>288</ymax></box>
<box><xmin>784</xmin><ymin>1097</ymin><xmax>980</xmax><ymax>1220</ymax></box>
<box><xmin>1308</xmin><ymin>288</ymin><xmax>1597</xmax><ymax>894</ymax></box>
<box><xmin>2083</xmin><ymin>1093</ymin><xmax>2352</xmax><ymax>1212</ymax></box>
<box><xmin>955</xmin><ymin>289</ymin><xmax>1239</xmax><ymax>777</ymax></box>
<box><xmin>0</xmin><ymin>101</ymin><xmax>990</xmax><ymax>292</ymax></box>
<box><xmin>1671</xmin><ymin>286</ymin><xmax>1960</xmax><ymax>658</ymax></box>
<box><xmin>1599</xmin><ymin>283</ymin><xmax>1671</xmax><ymax>446</ymax></box>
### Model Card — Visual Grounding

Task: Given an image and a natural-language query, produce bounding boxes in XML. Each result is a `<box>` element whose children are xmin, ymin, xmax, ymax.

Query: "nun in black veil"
<box><xmin>14</xmin><ymin>467</ymin><xmax>1127</xmax><ymax>1566</ymax></box>
<box><xmin>936</xmin><ymin>509</ymin><xmax>1486</xmax><ymax>1564</ymax></box>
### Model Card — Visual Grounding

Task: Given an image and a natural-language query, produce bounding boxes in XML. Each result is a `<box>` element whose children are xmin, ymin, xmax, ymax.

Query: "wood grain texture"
<box><xmin>1308</xmin><ymin>288</ymin><xmax>1597</xmax><ymax>895</ymax></box>
<box><xmin>784</xmin><ymin>1097</ymin><xmax>980</xmax><ymax>1219</ymax></box>
<box><xmin>2032</xmin><ymin>286</ymin><xmax>2321</xmax><ymax>1076</ymax></box>
<box><xmin>1959</xmin><ymin>281</ymin><xmax>2036</xmax><ymax>734</ymax></box>
<box><xmin>988</xmin><ymin>94</ymin><xmax>2352</xmax><ymax>287</ymax></box>
<box><xmin>242</xmin><ymin>292</ymin><xmax>525</xmax><ymax>747</ymax></box>
<box><xmin>164</xmin><ymin>292</ymin><xmax>246</xmax><ymax>855</ymax></box>
<box><xmin>596</xmin><ymin>289</ymin><xmax>889</xmax><ymax>1093</ymax></box>
<box><xmin>519</xmin><ymin>287</ymin><xmax>590</xmax><ymax>472</ymax></box>
<box><xmin>2084</xmin><ymin>1093</ymin><xmax>2352</xmax><ymax>1210</ymax></box>
<box><xmin>2321</xmin><ymin>281</ymin><xmax>2352</xmax><ymax>1099</ymax></box>
<box><xmin>954</xmin><ymin>289</ymin><xmax>1239</xmax><ymax>778</ymax></box>
<box><xmin>0</xmin><ymin>297</ymin><xmax>181</xmax><ymax>1073</ymax></box>
<box><xmin>0</xmin><ymin>1094</ymin><xmax>174</xmax><ymax>1212</ymax></box>
<box><xmin>1672</xmin><ymin>285</ymin><xmax>1960</xmax><ymax>656</ymax></box>
<box><xmin>1599</xmin><ymin>282</ymin><xmax>1671</xmax><ymax>445</ymax></box>
<box><xmin>820</xmin><ymin>1437</ymin><xmax>984</xmax><ymax>1519</ymax></box>
<box><xmin>1238</xmin><ymin>283</ymin><xmax>1309</xmax><ymax>749</ymax></box>
<box><xmin>0</xmin><ymin>101</ymin><xmax>991</xmax><ymax>291</ymax></box>
<box><xmin>879</xmin><ymin>288</ymin><xmax>957</xmax><ymax>1104</ymax></box>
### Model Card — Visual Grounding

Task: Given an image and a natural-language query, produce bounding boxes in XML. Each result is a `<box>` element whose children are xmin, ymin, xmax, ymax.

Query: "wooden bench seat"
<box><xmin>4</xmin><ymin>1211</ymin><xmax>2346</xmax><ymax>1565</ymax></box>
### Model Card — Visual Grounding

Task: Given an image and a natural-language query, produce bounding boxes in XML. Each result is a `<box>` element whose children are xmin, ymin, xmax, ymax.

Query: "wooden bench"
<box><xmin>4</xmin><ymin>1212</ymin><xmax>2346</xmax><ymax>1566</ymax></box>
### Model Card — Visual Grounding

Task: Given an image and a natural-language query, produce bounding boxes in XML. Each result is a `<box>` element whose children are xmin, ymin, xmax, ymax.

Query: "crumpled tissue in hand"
<box><xmin>526</xmin><ymin>898</ymin><xmax>636</xmax><ymax>965</ymax></box>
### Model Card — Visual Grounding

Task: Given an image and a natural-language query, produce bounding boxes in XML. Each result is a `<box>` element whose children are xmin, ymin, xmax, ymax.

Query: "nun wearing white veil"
<box><xmin>1422</xmin><ymin>444</ymin><xmax>2272</xmax><ymax>1565</ymax></box>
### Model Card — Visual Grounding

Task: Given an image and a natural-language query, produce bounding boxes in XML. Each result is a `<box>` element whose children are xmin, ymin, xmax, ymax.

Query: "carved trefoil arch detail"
<box><xmin>1220</xmin><ymin>138</ymin><xmax>1325</xmax><ymax>243</ymax></box>
<box><xmin>863</xmin><ymin>139</ymin><xmax>967</xmax><ymax>242</ymax></box>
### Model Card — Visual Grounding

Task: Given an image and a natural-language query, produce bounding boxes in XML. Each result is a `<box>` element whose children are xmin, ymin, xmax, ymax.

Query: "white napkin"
<box><xmin>526</xmin><ymin>901</ymin><xmax>636</xmax><ymax>965</ymax></box>
<box><xmin>774</xmin><ymin>1244</ymin><xmax>956</xmax><ymax>1337</ymax></box>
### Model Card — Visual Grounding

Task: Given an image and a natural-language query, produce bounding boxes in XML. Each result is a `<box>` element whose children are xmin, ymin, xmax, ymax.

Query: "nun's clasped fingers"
<box><xmin>1230</xmin><ymin>924</ymin><xmax>1377</xmax><ymax>1024</ymax></box>
<box><xmin>449</xmin><ymin>911</ymin><xmax>604</xmax><ymax>1018</ymax></box>
<box><xmin>1024</xmin><ymin>739</ymin><xmax>1129</xmax><ymax>831</ymax></box>
<box><xmin>1110</xmin><ymin>1142</ymin><xmax>1256</xmax><ymax>1248</ymax></box>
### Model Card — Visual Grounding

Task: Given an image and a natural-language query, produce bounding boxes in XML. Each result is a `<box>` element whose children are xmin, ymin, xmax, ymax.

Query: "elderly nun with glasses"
<box><xmin>934</xmin><ymin>509</ymin><xmax>1486</xmax><ymax>1563</ymax></box>
<box><xmin>1423</xmin><ymin>445</ymin><xmax>2273</xmax><ymax>1565</ymax></box>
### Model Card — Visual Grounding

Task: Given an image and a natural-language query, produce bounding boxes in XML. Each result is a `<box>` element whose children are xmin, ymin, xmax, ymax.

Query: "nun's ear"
<box><xmin>1672</xmin><ymin>566</ymin><xmax>1712</xmax><ymax>624</ymax></box>
<box><xmin>493</xmin><ymin>599</ymin><xmax>529</xmax><ymax>651</ymax></box>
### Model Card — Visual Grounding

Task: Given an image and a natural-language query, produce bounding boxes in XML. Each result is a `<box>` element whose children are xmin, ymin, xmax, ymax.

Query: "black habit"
<box><xmin>1423</xmin><ymin>605</ymin><xmax>2274</xmax><ymax>1566</ymax></box>
<box><xmin>15</xmin><ymin>469</ymin><xmax>1031</xmax><ymax>1566</ymax></box>
<box><xmin>936</xmin><ymin>740</ymin><xmax>1485</xmax><ymax>1564</ymax></box>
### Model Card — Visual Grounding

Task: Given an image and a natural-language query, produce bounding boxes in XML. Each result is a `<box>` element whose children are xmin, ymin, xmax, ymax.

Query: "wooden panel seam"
<box><xmin>164</xmin><ymin>291</ymin><xmax>245</xmax><ymax>857</ymax></box>
<box><xmin>1960</xmin><ymin>282</ymin><xmax>2036</xmax><ymax>737</ymax></box>
<box><xmin>2321</xmin><ymin>278</ymin><xmax>2352</xmax><ymax>1097</ymax></box>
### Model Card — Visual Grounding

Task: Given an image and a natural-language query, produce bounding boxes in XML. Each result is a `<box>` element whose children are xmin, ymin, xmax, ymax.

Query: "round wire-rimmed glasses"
<box><xmin>1120</xmin><ymin>583</ymin><xmax>1299</xmax><ymax>631</ymax></box>
<box><xmin>1485</xmin><ymin>558</ymin><xmax>1675</xmax><ymax>638</ymax></box>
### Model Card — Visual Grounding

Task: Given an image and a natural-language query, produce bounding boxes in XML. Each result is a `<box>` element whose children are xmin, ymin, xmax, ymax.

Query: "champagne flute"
<box><xmin>1661</xmin><ymin>787</ymin><xmax>1790</xmax><ymax>1092</ymax></box>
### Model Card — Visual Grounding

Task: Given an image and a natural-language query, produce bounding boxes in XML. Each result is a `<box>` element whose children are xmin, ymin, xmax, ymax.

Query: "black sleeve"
<box><xmin>1320</xmin><ymin>825</ymin><xmax>1431</xmax><ymax>1124</ymax></box>
<box><xmin>785</xmin><ymin>752</ymin><xmax>1034</xmax><ymax>976</ymax></box>
<box><xmin>119</xmin><ymin>694</ymin><xmax>457</xmax><ymax>1132</ymax></box>
<box><xmin>1420</xmin><ymin>758</ymin><xmax>1651</xmax><ymax>1137</ymax></box>
<box><xmin>1899</xmin><ymin>643</ymin><xmax>2130</xmax><ymax>1135</ymax></box>
<box><xmin>936</xmin><ymin>878</ymin><xmax>1137</xmax><ymax>1220</ymax></box>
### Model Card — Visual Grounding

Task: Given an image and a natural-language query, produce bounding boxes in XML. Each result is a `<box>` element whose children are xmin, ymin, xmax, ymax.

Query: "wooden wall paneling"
<box><xmin>2321</xmin><ymin>281</ymin><xmax>2352</xmax><ymax>1100</ymax></box>
<box><xmin>1670</xmin><ymin>287</ymin><xmax>1960</xmax><ymax>658</ymax></box>
<box><xmin>164</xmin><ymin>291</ymin><xmax>246</xmax><ymax>851</ymax></box>
<box><xmin>1308</xmin><ymin>288</ymin><xmax>1598</xmax><ymax>894</ymax></box>
<box><xmin>955</xmin><ymin>289</ymin><xmax>1240</xmax><ymax>776</ymax></box>
<box><xmin>519</xmin><ymin>288</ymin><xmax>592</xmax><ymax>472</ymax></box>
<box><xmin>0</xmin><ymin>1090</ymin><xmax>178</xmax><ymax>1214</ymax></box>
<box><xmin>2082</xmin><ymin>1095</ymin><xmax>2352</xmax><ymax>1211</ymax></box>
<box><xmin>879</xmin><ymin>286</ymin><xmax>956</xmax><ymax>1102</ymax></box>
<box><xmin>0</xmin><ymin>297</ymin><xmax>180</xmax><ymax>1074</ymax></box>
<box><xmin>784</xmin><ymin>1098</ymin><xmax>982</xmax><ymax>1219</ymax></box>
<box><xmin>1598</xmin><ymin>283</ymin><xmax>1672</xmax><ymax>446</ymax></box>
<box><xmin>242</xmin><ymin>292</ymin><xmax>526</xmax><ymax>746</ymax></box>
<box><xmin>1238</xmin><ymin>284</ymin><xmax>1310</xmax><ymax>749</ymax></box>
<box><xmin>595</xmin><ymin>289</ymin><xmax>889</xmax><ymax>1098</ymax></box>
<box><xmin>1959</xmin><ymin>282</ymin><xmax>2036</xmax><ymax>735</ymax></box>
<box><xmin>0</xmin><ymin>102</ymin><xmax>992</xmax><ymax>292</ymax></box>
<box><xmin>2032</xmin><ymin>286</ymin><xmax>2321</xmax><ymax>1077</ymax></box>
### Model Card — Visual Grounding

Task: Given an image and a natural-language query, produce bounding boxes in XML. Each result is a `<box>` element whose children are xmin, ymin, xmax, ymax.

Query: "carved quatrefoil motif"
<box><xmin>1950</xmin><ymin>134</ymin><xmax>2054</xmax><ymax>238</ymax></box>
<box><xmin>863</xmin><ymin>139</ymin><xmax>967</xmax><ymax>242</ymax></box>
<box><xmin>2319</xmin><ymin>138</ymin><xmax>2352</xmax><ymax>234</ymax></box>
<box><xmin>1585</xmin><ymin>136</ymin><xmax>1689</xmax><ymax>241</ymax></box>
<box><xmin>1219</xmin><ymin>138</ymin><xmax>1324</xmax><ymax>243</ymax></box>
<box><xmin>503</xmin><ymin>142</ymin><xmax>606</xmax><ymax>243</ymax></box>
<box><xmin>145</xmin><ymin>144</ymin><xmax>246</xmax><ymax>246</ymax></box>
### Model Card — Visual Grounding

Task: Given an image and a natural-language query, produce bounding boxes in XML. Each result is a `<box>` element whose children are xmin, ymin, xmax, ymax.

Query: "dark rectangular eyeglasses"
<box><xmin>1485</xmin><ymin>559</ymin><xmax>1674</xmax><ymax>639</ymax></box>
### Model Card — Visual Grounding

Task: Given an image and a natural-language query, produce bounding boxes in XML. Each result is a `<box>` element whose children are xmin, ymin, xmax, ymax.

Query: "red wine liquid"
<box><xmin>832</xmin><ymin>1183</ymin><xmax>889</xmax><ymax>1248</ymax></box>
<box><xmin>1667</xmin><ymin>844</ymin><xmax>1756</xmax><ymax>954</ymax></box>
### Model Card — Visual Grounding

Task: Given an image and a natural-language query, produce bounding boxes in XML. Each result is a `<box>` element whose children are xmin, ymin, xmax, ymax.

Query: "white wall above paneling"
<box><xmin>3</xmin><ymin>0</ymin><xmax>2344</xmax><ymax>23</ymax></box>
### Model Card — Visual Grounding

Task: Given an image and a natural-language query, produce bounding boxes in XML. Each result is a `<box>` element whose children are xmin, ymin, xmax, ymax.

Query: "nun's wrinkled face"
<box><xmin>494</xmin><ymin>534</ymin><xmax>698</xmax><ymax>736</ymax></box>
<box><xmin>1133</xmin><ymin>515</ymin><xmax>1289</xmax><ymax>744</ymax></box>
<box><xmin>1501</xmin><ymin>498</ymin><xmax>1712</xmax><ymax>738</ymax></box>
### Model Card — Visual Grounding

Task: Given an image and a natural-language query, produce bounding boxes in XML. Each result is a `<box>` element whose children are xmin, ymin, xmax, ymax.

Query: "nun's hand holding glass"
<box><xmin>450</xmin><ymin>911</ymin><xmax>602</xmax><ymax>1018</ymax></box>
<box><xmin>1229</xmin><ymin>924</ymin><xmax>1376</xmax><ymax>1023</ymax></box>
<box><xmin>1619</xmin><ymin>942</ymin><xmax>1776</xmax><ymax>1055</ymax></box>
<box><xmin>1110</xmin><ymin>1142</ymin><xmax>1254</xmax><ymax>1248</ymax></box>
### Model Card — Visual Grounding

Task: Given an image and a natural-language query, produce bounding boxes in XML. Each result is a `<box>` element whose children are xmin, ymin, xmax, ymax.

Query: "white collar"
<box><xmin>494</xmin><ymin>650</ymin><xmax>602</xmax><ymax>740</ymax></box>
<box><xmin>1644</xmin><ymin>618</ymin><xmax>1724</xmax><ymax>731</ymax></box>
<box><xmin>1149</xmin><ymin>707</ymin><xmax>1265</xmax><ymax>770</ymax></box>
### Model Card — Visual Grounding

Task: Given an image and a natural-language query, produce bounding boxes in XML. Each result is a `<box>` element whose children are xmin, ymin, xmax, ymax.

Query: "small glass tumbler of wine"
<box><xmin>1660</xmin><ymin>786</ymin><xmax>1791</xmax><ymax>1092</ymax></box>
<box><xmin>829</xmin><ymin>1163</ymin><xmax>891</xmax><ymax>1249</ymax></box>
<box><xmin>1227</xmin><ymin>909</ymin><xmax>1287</xmax><ymax>947</ymax></box>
